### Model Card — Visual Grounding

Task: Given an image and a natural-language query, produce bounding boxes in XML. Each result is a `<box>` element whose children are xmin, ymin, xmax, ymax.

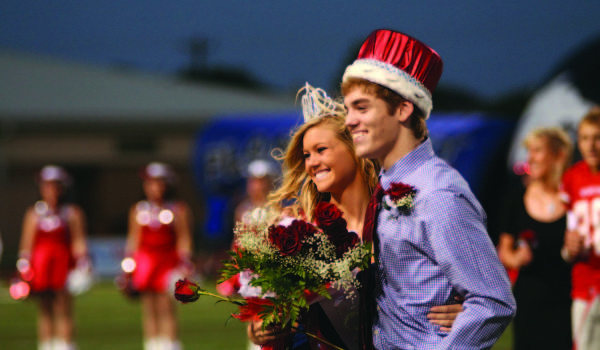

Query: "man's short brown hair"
<box><xmin>579</xmin><ymin>106</ymin><xmax>600</xmax><ymax>131</ymax></box>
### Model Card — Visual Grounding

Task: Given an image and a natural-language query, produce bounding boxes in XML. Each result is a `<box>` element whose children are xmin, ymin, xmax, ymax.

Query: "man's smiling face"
<box><xmin>344</xmin><ymin>88</ymin><xmax>401</xmax><ymax>162</ymax></box>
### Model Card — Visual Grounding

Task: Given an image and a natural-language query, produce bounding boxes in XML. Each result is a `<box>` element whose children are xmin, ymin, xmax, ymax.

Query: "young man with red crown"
<box><xmin>560</xmin><ymin>107</ymin><xmax>600</xmax><ymax>350</ymax></box>
<box><xmin>341</xmin><ymin>29</ymin><xmax>516</xmax><ymax>349</ymax></box>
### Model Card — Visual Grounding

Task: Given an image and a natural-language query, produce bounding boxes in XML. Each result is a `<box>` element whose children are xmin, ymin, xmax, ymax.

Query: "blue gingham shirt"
<box><xmin>373</xmin><ymin>138</ymin><xmax>516</xmax><ymax>350</ymax></box>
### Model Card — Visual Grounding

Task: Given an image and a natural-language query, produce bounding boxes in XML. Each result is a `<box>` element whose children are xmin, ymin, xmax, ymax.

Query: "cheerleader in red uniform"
<box><xmin>18</xmin><ymin>165</ymin><xmax>88</xmax><ymax>350</ymax></box>
<box><xmin>125</xmin><ymin>162</ymin><xmax>193</xmax><ymax>350</ymax></box>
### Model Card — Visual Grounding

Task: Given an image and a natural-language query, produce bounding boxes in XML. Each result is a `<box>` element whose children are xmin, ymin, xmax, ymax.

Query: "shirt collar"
<box><xmin>380</xmin><ymin>137</ymin><xmax>434</xmax><ymax>189</ymax></box>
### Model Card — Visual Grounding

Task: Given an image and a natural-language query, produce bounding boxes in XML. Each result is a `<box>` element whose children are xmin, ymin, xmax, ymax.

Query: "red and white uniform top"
<box><xmin>33</xmin><ymin>201</ymin><xmax>72</xmax><ymax>247</ymax></box>
<box><xmin>135</xmin><ymin>200</ymin><xmax>177</xmax><ymax>251</ymax></box>
<box><xmin>560</xmin><ymin>160</ymin><xmax>600</xmax><ymax>301</ymax></box>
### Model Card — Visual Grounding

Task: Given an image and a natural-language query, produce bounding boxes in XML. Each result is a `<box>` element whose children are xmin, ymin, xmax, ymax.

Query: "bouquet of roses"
<box><xmin>174</xmin><ymin>201</ymin><xmax>371</xmax><ymax>342</ymax></box>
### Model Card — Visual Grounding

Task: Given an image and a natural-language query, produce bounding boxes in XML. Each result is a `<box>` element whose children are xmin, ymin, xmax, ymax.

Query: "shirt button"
<box><xmin>374</xmin><ymin>329</ymin><xmax>379</xmax><ymax>336</ymax></box>
<box><xmin>377</xmin><ymin>305</ymin><xmax>381</xmax><ymax>312</ymax></box>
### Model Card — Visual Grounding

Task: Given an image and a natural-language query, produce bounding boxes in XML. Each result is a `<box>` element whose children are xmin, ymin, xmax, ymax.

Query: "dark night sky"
<box><xmin>1</xmin><ymin>1</ymin><xmax>599</xmax><ymax>98</ymax></box>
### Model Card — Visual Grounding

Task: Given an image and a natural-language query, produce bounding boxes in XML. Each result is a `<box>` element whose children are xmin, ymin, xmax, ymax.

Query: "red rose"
<box><xmin>314</xmin><ymin>202</ymin><xmax>347</xmax><ymax>233</ymax></box>
<box><xmin>269</xmin><ymin>220</ymin><xmax>317</xmax><ymax>256</ymax></box>
<box><xmin>290</xmin><ymin>219</ymin><xmax>318</xmax><ymax>240</ymax></box>
<box><xmin>333</xmin><ymin>230</ymin><xmax>360</xmax><ymax>258</ymax></box>
<box><xmin>321</xmin><ymin>216</ymin><xmax>353</xmax><ymax>251</ymax></box>
<box><xmin>268</xmin><ymin>225</ymin><xmax>286</xmax><ymax>244</ymax></box>
<box><xmin>232</xmin><ymin>297</ymin><xmax>275</xmax><ymax>322</ymax></box>
<box><xmin>387</xmin><ymin>182</ymin><xmax>415</xmax><ymax>201</ymax></box>
<box><xmin>174</xmin><ymin>279</ymin><xmax>200</xmax><ymax>303</ymax></box>
<box><xmin>268</xmin><ymin>225</ymin><xmax>297</xmax><ymax>255</ymax></box>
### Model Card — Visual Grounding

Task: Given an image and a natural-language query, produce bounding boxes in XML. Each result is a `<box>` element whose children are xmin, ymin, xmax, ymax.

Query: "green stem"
<box><xmin>198</xmin><ymin>290</ymin><xmax>228</xmax><ymax>301</ymax></box>
<box><xmin>198</xmin><ymin>290</ymin><xmax>243</xmax><ymax>304</ymax></box>
<box><xmin>291</xmin><ymin>326</ymin><xmax>344</xmax><ymax>350</ymax></box>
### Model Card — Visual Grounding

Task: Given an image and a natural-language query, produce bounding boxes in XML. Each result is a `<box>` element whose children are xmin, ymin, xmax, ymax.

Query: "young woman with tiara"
<box><xmin>244</xmin><ymin>84</ymin><xmax>463</xmax><ymax>350</ymax></box>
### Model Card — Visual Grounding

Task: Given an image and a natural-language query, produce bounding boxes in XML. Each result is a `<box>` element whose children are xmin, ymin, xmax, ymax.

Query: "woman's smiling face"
<box><xmin>303</xmin><ymin>123</ymin><xmax>359</xmax><ymax>195</ymax></box>
<box><xmin>526</xmin><ymin>135</ymin><xmax>556</xmax><ymax>181</ymax></box>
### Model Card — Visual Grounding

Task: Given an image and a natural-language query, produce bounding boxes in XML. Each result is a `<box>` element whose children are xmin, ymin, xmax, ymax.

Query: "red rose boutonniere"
<box><xmin>382</xmin><ymin>182</ymin><xmax>416</xmax><ymax>213</ymax></box>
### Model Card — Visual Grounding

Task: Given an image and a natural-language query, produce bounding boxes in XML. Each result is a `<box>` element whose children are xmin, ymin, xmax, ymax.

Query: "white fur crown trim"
<box><xmin>343</xmin><ymin>59</ymin><xmax>433</xmax><ymax>119</ymax></box>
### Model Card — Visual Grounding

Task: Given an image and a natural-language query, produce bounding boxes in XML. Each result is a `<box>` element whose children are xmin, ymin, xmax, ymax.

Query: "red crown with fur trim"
<box><xmin>343</xmin><ymin>29</ymin><xmax>443</xmax><ymax>119</ymax></box>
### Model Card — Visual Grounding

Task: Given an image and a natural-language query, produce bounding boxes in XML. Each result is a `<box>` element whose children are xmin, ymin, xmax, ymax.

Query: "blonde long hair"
<box><xmin>267</xmin><ymin>84</ymin><xmax>379</xmax><ymax>221</ymax></box>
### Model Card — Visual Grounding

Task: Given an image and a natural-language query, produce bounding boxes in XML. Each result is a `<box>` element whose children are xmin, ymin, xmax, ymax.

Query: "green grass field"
<box><xmin>0</xmin><ymin>280</ymin><xmax>513</xmax><ymax>349</ymax></box>
<box><xmin>0</xmin><ymin>280</ymin><xmax>248</xmax><ymax>349</ymax></box>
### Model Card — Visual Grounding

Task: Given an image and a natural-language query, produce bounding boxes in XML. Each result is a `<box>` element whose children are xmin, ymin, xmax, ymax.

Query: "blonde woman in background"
<box><xmin>497</xmin><ymin>127</ymin><xmax>573</xmax><ymax>349</ymax></box>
